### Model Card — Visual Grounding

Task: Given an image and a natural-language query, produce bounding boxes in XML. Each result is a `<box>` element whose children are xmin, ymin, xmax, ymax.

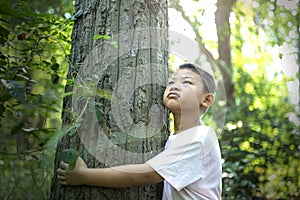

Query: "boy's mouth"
<box><xmin>167</xmin><ymin>92</ymin><xmax>179</xmax><ymax>98</ymax></box>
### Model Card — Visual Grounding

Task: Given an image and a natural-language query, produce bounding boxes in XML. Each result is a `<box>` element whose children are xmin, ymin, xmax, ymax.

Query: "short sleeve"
<box><xmin>147</xmin><ymin>126</ymin><xmax>212</xmax><ymax>191</ymax></box>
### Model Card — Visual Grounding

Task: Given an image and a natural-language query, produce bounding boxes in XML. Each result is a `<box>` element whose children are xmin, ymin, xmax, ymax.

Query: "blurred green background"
<box><xmin>0</xmin><ymin>0</ymin><xmax>299</xmax><ymax>199</ymax></box>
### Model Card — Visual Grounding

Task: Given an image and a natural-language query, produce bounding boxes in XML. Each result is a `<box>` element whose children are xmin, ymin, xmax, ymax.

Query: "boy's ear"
<box><xmin>201</xmin><ymin>93</ymin><xmax>214</xmax><ymax>108</ymax></box>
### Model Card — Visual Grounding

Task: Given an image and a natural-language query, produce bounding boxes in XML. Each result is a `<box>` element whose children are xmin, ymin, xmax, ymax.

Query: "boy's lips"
<box><xmin>167</xmin><ymin>92</ymin><xmax>179</xmax><ymax>98</ymax></box>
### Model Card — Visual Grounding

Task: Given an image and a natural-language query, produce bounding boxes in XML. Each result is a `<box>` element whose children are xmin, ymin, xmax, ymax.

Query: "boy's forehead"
<box><xmin>170</xmin><ymin>68</ymin><xmax>201</xmax><ymax>79</ymax></box>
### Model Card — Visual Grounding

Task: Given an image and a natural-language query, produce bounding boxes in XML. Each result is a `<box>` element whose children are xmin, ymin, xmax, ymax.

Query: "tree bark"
<box><xmin>215</xmin><ymin>0</ymin><xmax>236</xmax><ymax>106</ymax></box>
<box><xmin>50</xmin><ymin>0</ymin><xmax>169</xmax><ymax>199</ymax></box>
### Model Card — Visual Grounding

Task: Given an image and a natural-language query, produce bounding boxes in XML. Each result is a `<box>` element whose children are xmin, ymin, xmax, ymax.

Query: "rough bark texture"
<box><xmin>215</xmin><ymin>0</ymin><xmax>236</xmax><ymax>106</ymax></box>
<box><xmin>50</xmin><ymin>0</ymin><xmax>169</xmax><ymax>199</ymax></box>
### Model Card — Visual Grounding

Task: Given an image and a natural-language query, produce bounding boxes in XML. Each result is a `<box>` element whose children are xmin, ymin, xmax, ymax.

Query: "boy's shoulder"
<box><xmin>172</xmin><ymin>125</ymin><xmax>217</xmax><ymax>146</ymax></box>
<box><xmin>195</xmin><ymin>125</ymin><xmax>218</xmax><ymax>142</ymax></box>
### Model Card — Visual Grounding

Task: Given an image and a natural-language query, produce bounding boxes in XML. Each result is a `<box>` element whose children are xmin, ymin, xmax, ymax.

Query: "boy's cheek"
<box><xmin>162</xmin><ymin>97</ymin><xmax>167</xmax><ymax>107</ymax></box>
<box><xmin>162</xmin><ymin>94</ymin><xmax>168</xmax><ymax>103</ymax></box>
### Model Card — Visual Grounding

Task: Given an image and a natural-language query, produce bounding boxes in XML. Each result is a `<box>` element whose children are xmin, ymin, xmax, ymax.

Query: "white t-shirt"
<box><xmin>147</xmin><ymin>125</ymin><xmax>222</xmax><ymax>200</ymax></box>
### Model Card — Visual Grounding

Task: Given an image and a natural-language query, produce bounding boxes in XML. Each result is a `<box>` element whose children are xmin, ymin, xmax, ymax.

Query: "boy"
<box><xmin>57</xmin><ymin>63</ymin><xmax>222</xmax><ymax>199</ymax></box>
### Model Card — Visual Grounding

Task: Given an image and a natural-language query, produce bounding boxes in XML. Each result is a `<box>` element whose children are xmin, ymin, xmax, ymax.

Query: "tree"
<box><xmin>50</xmin><ymin>0</ymin><xmax>169</xmax><ymax>199</ymax></box>
<box><xmin>215</xmin><ymin>0</ymin><xmax>235</xmax><ymax>106</ymax></box>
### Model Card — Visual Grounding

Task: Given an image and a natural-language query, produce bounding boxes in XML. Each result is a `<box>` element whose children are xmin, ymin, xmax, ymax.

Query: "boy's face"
<box><xmin>163</xmin><ymin>68</ymin><xmax>208</xmax><ymax>115</ymax></box>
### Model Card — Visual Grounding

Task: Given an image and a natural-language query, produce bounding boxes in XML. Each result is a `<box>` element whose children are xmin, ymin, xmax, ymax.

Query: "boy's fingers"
<box><xmin>57</xmin><ymin>167</ymin><xmax>65</xmax><ymax>175</ymax></box>
<box><xmin>60</xmin><ymin>180</ymin><xmax>67</xmax><ymax>186</ymax></box>
<box><xmin>59</xmin><ymin>161</ymin><xmax>69</xmax><ymax>170</ymax></box>
<box><xmin>57</xmin><ymin>173</ymin><xmax>66</xmax><ymax>181</ymax></box>
<box><xmin>57</xmin><ymin>163</ymin><xmax>71</xmax><ymax>186</ymax></box>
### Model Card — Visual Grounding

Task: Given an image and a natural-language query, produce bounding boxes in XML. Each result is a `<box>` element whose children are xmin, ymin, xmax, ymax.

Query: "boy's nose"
<box><xmin>169</xmin><ymin>84</ymin><xmax>180</xmax><ymax>91</ymax></box>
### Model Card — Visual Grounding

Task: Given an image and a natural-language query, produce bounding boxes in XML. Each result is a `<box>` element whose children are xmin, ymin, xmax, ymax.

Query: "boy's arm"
<box><xmin>57</xmin><ymin>157</ymin><xmax>163</xmax><ymax>187</ymax></box>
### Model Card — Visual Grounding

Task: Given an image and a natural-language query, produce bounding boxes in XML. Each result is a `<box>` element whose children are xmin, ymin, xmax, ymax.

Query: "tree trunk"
<box><xmin>50</xmin><ymin>0</ymin><xmax>169</xmax><ymax>199</ymax></box>
<box><xmin>215</xmin><ymin>0</ymin><xmax>236</xmax><ymax>106</ymax></box>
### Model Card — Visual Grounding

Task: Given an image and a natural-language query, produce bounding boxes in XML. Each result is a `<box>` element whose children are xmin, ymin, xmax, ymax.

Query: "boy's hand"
<box><xmin>57</xmin><ymin>157</ymin><xmax>87</xmax><ymax>186</ymax></box>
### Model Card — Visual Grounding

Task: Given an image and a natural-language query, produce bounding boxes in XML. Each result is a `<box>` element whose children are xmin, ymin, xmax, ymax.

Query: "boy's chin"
<box><xmin>165</xmin><ymin>102</ymin><xmax>181</xmax><ymax>113</ymax></box>
<box><xmin>169</xmin><ymin>107</ymin><xmax>202</xmax><ymax>117</ymax></box>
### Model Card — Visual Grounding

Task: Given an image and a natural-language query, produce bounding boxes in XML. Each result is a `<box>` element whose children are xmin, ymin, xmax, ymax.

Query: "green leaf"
<box><xmin>71</xmin><ymin>9</ymin><xmax>83</xmax><ymax>21</ymax></box>
<box><xmin>0</xmin><ymin>2</ymin><xmax>22</xmax><ymax>18</ymax></box>
<box><xmin>51</xmin><ymin>56</ymin><xmax>57</xmax><ymax>64</ymax></box>
<box><xmin>93</xmin><ymin>34</ymin><xmax>110</xmax><ymax>40</ymax></box>
<box><xmin>51</xmin><ymin>63</ymin><xmax>59</xmax><ymax>71</ymax></box>
<box><xmin>0</xmin><ymin>18</ymin><xmax>8</xmax><ymax>23</ymax></box>
<box><xmin>11</xmin><ymin>122</ymin><xmax>24</xmax><ymax>134</ymax></box>
<box><xmin>0</xmin><ymin>26</ymin><xmax>9</xmax><ymax>38</ymax></box>
<box><xmin>63</xmin><ymin>91</ymin><xmax>73</xmax><ymax>97</ymax></box>
<box><xmin>67</xmin><ymin>127</ymin><xmax>77</xmax><ymax>136</ymax></box>
<box><xmin>95</xmin><ymin>107</ymin><xmax>104</xmax><ymax>122</ymax></box>
<box><xmin>43</xmin><ymin>60</ymin><xmax>51</xmax><ymax>65</ymax></box>
<box><xmin>5</xmin><ymin>80</ymin><xmax>26</xmax><ymax>103</ymax></box>
<box><xmin>0</xmin><ymin>104</ymin><xmax>5</xmax><ymax>116</ymax></box>
<box><xmin>0</xmin><ymin>60</ymin><xmax>7</xmax><ymax>65</ymax></box>
<box><xmin>51</xmin><ymin>74</ymin><xmax>59</xmax><ymax>84</ymax></box>
<box><xmin>57</xmin><ymin>148</ymin><xmax>79</xmax><ymax>170</ymax></box>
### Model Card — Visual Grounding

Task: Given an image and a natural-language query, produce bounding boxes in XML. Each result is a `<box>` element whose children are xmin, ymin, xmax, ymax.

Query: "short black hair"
<box><xmin>179</xmin><ymin>63</ymin><xmax>215</xmax><ymax>94</ymax></box>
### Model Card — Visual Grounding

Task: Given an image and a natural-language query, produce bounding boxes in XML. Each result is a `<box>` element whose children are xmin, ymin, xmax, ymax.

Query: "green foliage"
<box><xmin>14</xmin><ymin>0</ymin><xmax>74</xmax><ymax>16</ymax></box>
<box><xmin>221</xmin><ymin>1</ymin><xmax>300</xmax><ymax>198</ymax></box>
<box><xmin>234</xmin><ymin>0</ymin><xmax>299</xmax><ymax>50</ymax></box>
<box><xmin>0</xmin><ymin>150</ymin><xmax>55</xmax><ymax>199</ymax></box>
<box><xmin>222</xmin><ymin>67</ymin><xmax>300</xmax><ymax>199</ymax></box>
<box><xmin>222</xmin><ymin>11</ymin><xmax>300</xmax><ymax>197</ymax></box>
<box><xmin>0</xmin><ymin>0</ymin><xmax>73</xmax><ymax>199</ymax></box>
<box><xmin>0</xmin><ymin>0</ymin><xmax>73</xmax><ymax>152</ymax></box>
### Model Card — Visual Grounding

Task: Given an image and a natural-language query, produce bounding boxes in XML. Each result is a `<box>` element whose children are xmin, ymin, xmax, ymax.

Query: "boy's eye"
<box><xmin>168</xmin><ymin>81</ymin><xmax>174</xmax><ymax>85</ymax></box>
<box><xmin>183</xmin><ymin>81</ymin><xmax>192</xmax><ymax>84</ymax></box>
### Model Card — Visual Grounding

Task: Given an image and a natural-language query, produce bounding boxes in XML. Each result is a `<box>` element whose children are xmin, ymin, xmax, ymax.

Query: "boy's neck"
<box><xmin>173</xmin><ymin>113</ymin><xmax>202</xmax><ymax>134</ymax></box>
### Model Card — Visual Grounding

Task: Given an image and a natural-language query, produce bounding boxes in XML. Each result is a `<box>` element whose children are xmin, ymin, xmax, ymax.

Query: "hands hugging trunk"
<box><xmin>57</xmin><ymin>157</ymin><xmax>88</xmax><ymax>186</ymax></box>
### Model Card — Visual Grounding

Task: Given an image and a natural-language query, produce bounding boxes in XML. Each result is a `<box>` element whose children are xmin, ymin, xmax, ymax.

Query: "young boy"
<box><xmin>57</xmin><ymin>63</ymin><xmax>222</xmax><ymax>199</ymax></box>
